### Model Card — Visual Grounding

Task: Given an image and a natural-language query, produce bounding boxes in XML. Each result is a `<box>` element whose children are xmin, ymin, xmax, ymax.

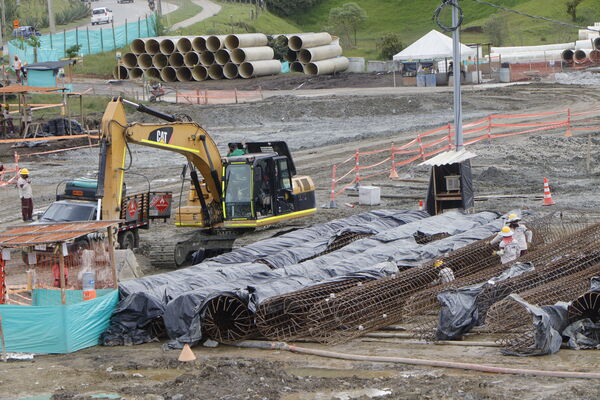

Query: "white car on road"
<box><xmin>91</xmin><ymin>7</ymin><xmax>114</xmax><ymax>25</ymax></box>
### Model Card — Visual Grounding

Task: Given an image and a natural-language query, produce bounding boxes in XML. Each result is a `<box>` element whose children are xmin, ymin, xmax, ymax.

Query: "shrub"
<box><xmin>376</xmin><ymin>32</ymin><xmax>403</xmax><ymax>60</ymax></box>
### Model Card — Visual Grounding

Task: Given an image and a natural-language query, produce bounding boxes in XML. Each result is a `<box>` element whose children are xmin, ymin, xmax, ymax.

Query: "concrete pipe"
<box><xmin>284</xmin><ymin>49</ymin><xmax>298</xmax><ymax>62</ymax></box>
<box><xmin>223</xmin><ymin>62</ymin><xmax>239</xmax><ymax>79</ymax></box>
<box><xmin>305</xmin><ymin>57</ymin><xmax>349</xmax><ymax>75</ymax></box>
<box><xmin>160</xmin><ymin>66</ymin><xmax>178</xmax><ymax>82</ymax></box>
<box><xmin>138</xmin><ymin>53</ymin><xmax>153</xmax><ymax>69</ymax></box>
<box><xmin>192</xmin><ymin>36</ymin><xmax>207</xmax><ymax>52</ymax></box>
<box><xmin>231</xmin><ymin>46</ymin><xmax>274</xmax><ymax>64</ymax></box>
<box><xmin>131</xmin><ymin>38</ymin><xmax>158</xmax><ymax>54</ymax></box>
<box><xmin>574</xmin><ymin>49</ymin><xmax>588</xmax><ymax>64</ymax></box>
<box><xmin>590</xmin><ymin>49</ymin><xmax>600</xmax><ymax>63</ymax></box>
<box><xmin>298</xmin><ymin>44</ymin><xmax>343</xmax><ymax>63</ymax></box>
<box><xmin>562</xmin><ymin>49</ymin><xmax>574</xmax><ymax>63</ymax></box>
<box><xmin>176</xmin><ymin>37</ymin><xmax>195</xmax><ymax>53</ymax></box>
<box><xmin>192</xmin><ymin>65</ymin><xmax>208</xmax><ymax>81</ymax></box>
<box><xmin>176</xmin><ymin>67</ymin><xmax>193</xmax><ymax>82</ymax></box>
<box><xmin>224</xmin><ymin>33</ymin><xmax>268</xmax><ymax>50</ymax></box>
<box><xmin>113</xmin><ymin>65</ymin><xmax>129</xmax><ymax>79</ymax></box>
<box><xmin>144</xmin><ymin>38</ymin><xmax>161</xmax><ymax>55</ymax></box>
<box><xmin>200</xmin><ymin>51</ymin><xmax>215</xmax><ymax>66</ymax></box>
<box><xmin>595</xmin><ymin>38</ymin><xmax>600</xmax><ymax>50</ymax></box>
<box><xmin>160</xmin><ymin>37</ymin><xmax>186</xmax><ymax>55</ymax></box>
<box><xmin>169</xmin><ymin>52</ymin><xmax>184</xmax><ymax>68</ymax></box>
<box><xmin>290</xmin><ymin>61</ymin><xmax>304</xmax><ymax>73</ymax></box>
<box><xmin>208</xmin><ymin>64</ymin><xmax>224</xmax><ymax>80</ymax></box>
<box><xmin>206</xmin><ymin>35</ymin><xmax>227</xmax><ymax>52</ymax></box>
<box><xmin>215</xmin><ymin>49</ymin><xmax>232</xmax><ymax>65</ymax></box>
<box><xmin>145</xmin><ymin>67</ymin><xmax>161</xmax><ymax>80</ymax></box>
<box><xmin>123</xmin><ymin>52</ymin><xmax>138</xmax><ymax>68</ymax></box>
<box><xmin>239</xmin><ymin>60</ymin><xmax>281</xmax><ymax>78</ymax></box>
<box><xmin>289</xmin><ymin>32</ymin><xmax>332</xmax><ymax>51</ymax></box>
<box><xmin>129</xmin><ymin>67</ymin><xmax>144</xmax><ymax>79</ymax></box>
<box><xmin>152</xmin><ymin>53</ymin><xmax>168</xmax><ymax>69</ymax></box>
<box><xmin>575</xmin><ymin>39</ymin><xmax>594</xmax><ymax>50</ymax></box>
<box><xmin>184</xmin><ymin>51</ymin><xmax>200</xmax><ymax>67</ymax></box>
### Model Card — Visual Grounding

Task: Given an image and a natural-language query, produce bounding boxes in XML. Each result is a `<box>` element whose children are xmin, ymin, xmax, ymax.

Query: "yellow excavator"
<box><xmin>97</xmin><ymin>97</ymin><xmax>316</xmax><ymax>267</ymax></box>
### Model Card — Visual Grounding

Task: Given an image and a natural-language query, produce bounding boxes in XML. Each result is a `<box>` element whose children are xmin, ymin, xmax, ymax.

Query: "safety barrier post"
<box><xmin>125</xmin><ymin>19</ymin><xmax>128</xmax><ymax>45</ymax></box>
<box><xmin>138</xmin><ymin>17</ymin><xmax>141</xmax><ymax>37</ymax></box>
<box><xmin>354</xmin><ymin>150</ymin><xmax>360</xmax><ymax>188</ymax></box>
<box><xmin>100</xmin><ymin>27</ymin><xmax>104</xmax><ymax>52</ymax></box>
<box><xmin>446</xmin><ymin>123</ymin><xmax>452</xmax><ymax>150</ymax></box>
<box><xmin>86</xmin><ymin>27</ymin><xmax>90</xmax><ymax>54</ymax></box>
<box><xmin>145</xmin><ymin>14</ymin><xmax>149</xmax><ymax>36</ymax></box>
<box><xmin>196</xmin><ymin>89</ymin><xmax>200</xmax><ymax>105</ymax></box>
<box><xmin>75</xmin><ymin>27</ymin><xmax>79</xmax><ymax>49</ymax></box>
<box><xmin>234</xmin><ymin>88</ymin><xmax>238</xmax><ymax>103</ymax></box>
<box><xmin>328</xmin><ymin>164</ymin><xmax>338</xmax><ymax>208</ymax></box>
<box><xmin>112</xmin><ymin>20</ymin><xmax>117</xmax><ymax>49</ymax></box>
<box><xmin>565</xmin><ymin>108</ymin><xmax>572</xmax><ymax>137</ymax></box>
<box><xmin>63</xmin><ymin>29</ymin><xmax>66</xmax><ymax>55</ymax></box>
<box><xmin>417</xmin><ymin>134</ymin><xmax>425</xmax><ymax>160</ymax></box>
<box><xmin>389</xmin><ymin>143</ymin><xmax>399</xmax><ymax>179</ymax></box>
<box><xmin>487</xmin><ymin>115</ymin><xmax>492</xmax><ymax>143</ymax></box>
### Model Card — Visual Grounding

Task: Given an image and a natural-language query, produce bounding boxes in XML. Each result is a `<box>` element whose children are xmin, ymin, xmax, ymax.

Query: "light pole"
<box><xmin>451</xmin><ymin>0</ymin><xmax>463</xmax><ymax>149</ymax></box>
<box><xmin>47</xmin><ymin>0</ymin><xmax>56</xmax><ymax>34</ymax></box>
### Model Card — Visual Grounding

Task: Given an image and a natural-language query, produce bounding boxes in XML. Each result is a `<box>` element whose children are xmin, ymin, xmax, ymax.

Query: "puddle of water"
<box><xmin>285</xmin><ymin>367</ymin><xmax>398</xmax><ymax>379</ymax></box>
<box><xmin>282</xmin><ymin>388</ymin><xmax>392</xmax><ymax>400</ymax></box>
<box><xmin>19</xmin><ymin>396</ymin><xmax>52</xmax><ymax>400</ymax></box>
<box><xmin>121</xmin><ymin>368</ymin><xmax>183</xmax><ymax>381</ymax></box>
<box><xmin>89</xmin><ymin>394</ymin><xmax>121</xmax><ymax>399</ymax></box>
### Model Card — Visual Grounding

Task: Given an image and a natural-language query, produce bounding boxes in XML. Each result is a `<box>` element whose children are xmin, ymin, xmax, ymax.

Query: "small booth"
<box><xmin>24</xmin><ymin>59</ymin><xmax>76</xmax><ymax>89</ymax></box>
<box><xmin>421</xmin><ymin>149</ymin><xmax>476</xmax><ymax>215</ymax></box>
<box><xmin>0</xmin><ymin>221</ymin><xmax>121</xmax><ymax>354</ymax></box>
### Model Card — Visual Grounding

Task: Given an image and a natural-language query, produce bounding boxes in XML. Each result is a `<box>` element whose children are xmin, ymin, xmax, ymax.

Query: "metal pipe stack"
<box><xmin>283</xmin><ymin>32</ymin><xmax>349</xmax><ymax>76</ymax></box>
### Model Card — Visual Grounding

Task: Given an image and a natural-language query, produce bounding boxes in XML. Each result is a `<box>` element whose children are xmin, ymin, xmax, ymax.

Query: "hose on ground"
<box><xmin>233</xmin><ymin>340</ymin><xmax>600</xmax><ymax>379</ymax></box>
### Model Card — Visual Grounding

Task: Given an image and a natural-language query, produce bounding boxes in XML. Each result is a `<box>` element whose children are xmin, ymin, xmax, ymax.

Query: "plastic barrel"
<box><xmin>82</xmin><ymin>271</ymin><xmax>96</xmax><ymax>301</ymax></box>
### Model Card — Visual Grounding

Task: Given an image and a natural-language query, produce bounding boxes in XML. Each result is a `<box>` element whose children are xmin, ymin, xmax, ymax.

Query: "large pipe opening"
<box><xmin>160</xmin><ymin>38</ymin><xmax>177</xmax><ymax>55</ymax></box>
<box><xmin>284</xmin><ymin>49</ymin><xmax>297</xmax><ymax>62</ymax></box>
<box><xmin>177</xmin><ymin>37</ymin><xmax>192</xmax><ymax>53</ymax></box>
<box><xmin>138</xmin><ymin>53</ymin><xmax>153</xmax><ymax>69</ymax></box>
<box><xmin>215</xmin><ymin>49</ymin><xmax>232</xmax><ymax>65</ymax></box>
<box><xmin>562</xmin><ymin>49</ymin><xmax>574</xmax><ymax>63</ymax></box>
<box><xmin>145</xmin><ymin>38</ymin><xmax>160</xmax><ymax>55</ymax></box>
<box><xmin>574</xmin><ymin>49</ymin><xmax>588</xmax><ymax>64</ymax></box>
<box><xmin>290</xmin><ymin>61</ymin><xmax>304</xmax><ymax>73</ymax></box>
<box><xmin>176</xmin><ymin>67</ymin><xmax>193</xmax><ymax>82</ymax></box>
<box><xmin>152</xmin><ymin>53</ymin><xmax>168</xmax><ymax>69</ymax></box>
<box><xmin>169</xmin><ymin>52</ymin><xmax>184</xmax><ymax>68</ymax></box>
<box><xmin>200</xmin><ymin>51</ymin><xmax>215</xmax><ymax>66</ymax></box>
<box><xmin>113</xmin><ymin>65</ymin><xmax>128</xmax><ymax>80</ymax></box>
<box><xmin>145</xmin><ymin>67</ymin><xmax>161</xmax><ymax>80</ymax></box>
<box><xmin>184</xmin><ymin>51</ymin><xmax>200</xmax><ymax>67</ymax></box>
<box><xmin>224</xmin><ymin>33</ymin><xmax>268</xmax><ymax>50</ymax></box>
<box><xmin>590</xmin><ymin>49</ymin><xmax>600</xmax><ymax>63</ymax></box>
<box><xmin>122</xmin><ymin>52</ymin><xmax>138</xmax><ymax>68</ymax></box>
<box><xmin>207</xmin><ymin>35</ymin><xmax>225</xmax><ymax>52</ymax></box>
<box><xmin>239</xmin><ymin>60</ymin><xmax>281</xmax><ymax>79</ymax></box>
<box><xmin>595</xmin><ymin>37</ymin><xmax>600</xmax><ymax>51</ymax></box>
<box><xmin>208</xmin><ymin>64</ymin><xmax>224</xmax><ymax>80</ymax></box>
<box><xmin>130</xmin><ymin>38</ymin><xmax>146</xmax><ymax>54</ymax></box>
<box><xmin>192</xmin><ymin>36</ymin><xmax>207</xmax><ymax>52</ymax></box>
<box><xmin>192</xmin><ymin>65</ymin><xmax>208</xmax><ymax>81</ymax></box>
<box><xmin>223</xmin><ymin>62</ymin><xmax>239</xmax><ymax>79</ymax></box>
<box><xmin>160</xmin><ymin>66</ymin><xmax>178</xmax><ymax>82</ymax></box>
<box><xmin>129</xmin><ymin>67</ymin><xmax>143</xmax><ymax>79</ymax></box>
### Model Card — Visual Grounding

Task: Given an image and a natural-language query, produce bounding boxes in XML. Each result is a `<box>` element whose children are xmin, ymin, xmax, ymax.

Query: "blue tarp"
<box><xmin>9</xmin><ymin>15</ymin><xmax>156</xmax><ymax>64</ymax></box>
<box><xmin>0</xmin><ymin>289</ymin><xmax>118</xmax><ymax>353</ymax></box>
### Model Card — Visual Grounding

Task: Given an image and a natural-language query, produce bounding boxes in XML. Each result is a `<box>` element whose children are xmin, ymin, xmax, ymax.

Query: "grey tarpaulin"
<box><xmin>163</xmin><ymin>211</ymin><xmax>502</xmax><ymax>347</ymax></box>
<box><xmin>563</xmin><ymin>277</ymin><xmax>600</xmax><ymax>350</ymax></box>
<box><xmin>501</xmin><ymin>294</ymin><xmax>570</xmax><ymax>357</ymax></box>
<box><xmin>101</xmin><ymin>210</ymin><xmax>427</xmax><ymax>346</ymax></box>
<box><xmin>436</xmin><ymin>262</ymin><xmax>535</xmax><ymax>340</ymax></box>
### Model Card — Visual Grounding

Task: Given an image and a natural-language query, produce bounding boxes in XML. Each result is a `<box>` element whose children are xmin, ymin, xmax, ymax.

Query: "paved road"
<box><xmin>171</xmin><ymin>0</ymin><xmax>220</xmax><ymax>30</ymax></box>
<box><xmin>74</xmin><ymin>0</ymin><xmax>177</xmax><ymax>32</ymax></box>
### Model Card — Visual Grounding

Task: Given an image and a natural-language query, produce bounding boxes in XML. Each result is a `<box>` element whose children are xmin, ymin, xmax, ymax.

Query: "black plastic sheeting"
<box><xmin>101</xmin><ymin>210</ymin><xmax>428</xmax><ymax>346</ymax></box>
<box><xmin>436</xmin><ymin>262</ymin><xmax>535</xmax><ymax>340</ymax></box>
<box><xmin>162</xmin><ymin>211</ymin><xmax>501</xmax><ymax>348</ymax></box>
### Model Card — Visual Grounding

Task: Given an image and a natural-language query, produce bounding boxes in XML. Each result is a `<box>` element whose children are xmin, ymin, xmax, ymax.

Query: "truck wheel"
<box><xmin>118</xmin><ymin>231</ymin><xmax>136</xmax><ymax>250</ymax></box>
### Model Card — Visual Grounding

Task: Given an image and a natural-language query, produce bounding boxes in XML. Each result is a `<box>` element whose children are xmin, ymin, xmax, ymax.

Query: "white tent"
<box><xmin>393</xmin><ymin>30</ymin><xmax>476</xmax><ymax>61</ymax></box>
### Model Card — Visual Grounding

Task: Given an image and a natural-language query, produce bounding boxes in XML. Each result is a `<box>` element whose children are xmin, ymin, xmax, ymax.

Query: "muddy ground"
<box><xmin>1</xmin><ymin>80</ymin><xmax>600</xmax><ymax>399</ymax></box>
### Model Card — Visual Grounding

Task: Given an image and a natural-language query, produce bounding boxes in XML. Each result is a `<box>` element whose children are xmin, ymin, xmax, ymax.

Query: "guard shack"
<box><xmin>421</xmin><ymin>149</ymin><xmax>475</xmax><ymax>215</ymax></box>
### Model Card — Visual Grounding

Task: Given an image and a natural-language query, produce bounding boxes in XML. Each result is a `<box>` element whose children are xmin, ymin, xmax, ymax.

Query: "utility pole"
<box><xmin>452</xmin><ymin>0</ymin><xmax>463</xmax><ymax>149</ymax></box>
<box><xmin>47</xmin><ymin>0</ymin><xmax>56</xmax><ymax>33</ymax></box>
<box><xmin>0</xmin><ymin>0</ymin><xmax>5</xmax><ymax>46</ymax></box>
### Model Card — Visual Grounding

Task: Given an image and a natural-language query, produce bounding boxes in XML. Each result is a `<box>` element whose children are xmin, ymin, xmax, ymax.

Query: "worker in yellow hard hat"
<box><xmin>492</xmin><ymin>226</ymin><xmax>520</xmax><ymax>264</ymax></box>
<box><xmin>432</xmin><ymin>258</ymin><xmax>454</xmax><ymax>285</ymax></box>
<box><xmin>17</xmin><ymin>168</ymin><xmax>33</xmax><ymax>222</ymax></box>
<box><xmin>491</xmin><ymin>213</ymin><xmax>532</xmax><ymax>256</ymax></box>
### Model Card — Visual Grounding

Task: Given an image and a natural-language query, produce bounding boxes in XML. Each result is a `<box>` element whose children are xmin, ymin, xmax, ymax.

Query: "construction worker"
<box><xmin>431</xmin><ymin>259</ymin><xmax>455</xmax><ymax>285</ymax></box>
<box><xmin>13</xmin><ymin>56</ymin><xmax>22</xmax><ymax>84</ymax></box>
<box><xmin>492</xmin><ymin>226</ymin><xmax>520</xmax><ymax>264</ymax></box>
<box><xmin>491</xmin><ymin>214</ymin><xmax>532</xmax><ymax>255</ymax></box>
<box><xmin>17</xmin><ymin>168</ymin><xmax>33</xmax><ymax>222</ymax></box>
<box><xmin>227</xmin><ymin>143</ymin><xmax>246</xmax><ymax>157</ymax></box>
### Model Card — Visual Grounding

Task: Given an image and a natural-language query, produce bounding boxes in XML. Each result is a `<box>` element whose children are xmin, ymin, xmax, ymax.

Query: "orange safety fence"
<box><xmin>176</xmin><ymin>88</ymin><xmax>264</xmax><ymax>105</ymax></box>
<box><xmin>0</xmin><ymin>152</ymin><xmax>20</xmax><ymax>188</ymax></box>
<box><xmin>326</xmin><ymin>105</ymin><xmax>600</xmax><ymax>207</ymax></box>
<box><xmin>0</xmin><ymin>133</ymin><xmax>99</xmax><ymax>144</ymax></box>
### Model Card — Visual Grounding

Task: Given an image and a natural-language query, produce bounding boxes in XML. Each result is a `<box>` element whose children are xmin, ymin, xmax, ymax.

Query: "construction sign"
<box><xmin>13</xmin><ymin>19</ymin><xmax>19</xmax><ymax>29</ymax></box>
<box><xmin>149</xmin><ymin>193</ymin><xmax>172</xmax><ymax>218</ymax></box>
<box><xmin>126</xmin><ymin>199</ymin><xmax>139</xmax><ymax>221</ymax></box>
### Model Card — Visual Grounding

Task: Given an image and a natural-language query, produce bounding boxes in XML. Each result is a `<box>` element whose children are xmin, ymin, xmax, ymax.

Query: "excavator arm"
<box><xmin>97</xmin><ymin>98</ymin><xmax>223</xmax><ymax>227</ymax></box>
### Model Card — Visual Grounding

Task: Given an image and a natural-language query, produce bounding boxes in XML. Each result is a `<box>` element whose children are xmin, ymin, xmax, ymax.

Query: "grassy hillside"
<box><xmin>289</xmin><ymin>0</ymin><xmax>600</xmax><ymax>59</ymax></box>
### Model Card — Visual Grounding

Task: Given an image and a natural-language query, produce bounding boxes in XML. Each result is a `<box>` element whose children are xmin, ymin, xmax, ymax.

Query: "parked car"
<box><xmin>91</xmin><ymin>7</ymin><xmax>113</xmax><ymax>25</ymax></box>
<box><xmin>12</xmin><ymin>26</ymin><xmax>41</xmax><ymax>38</ymax></box>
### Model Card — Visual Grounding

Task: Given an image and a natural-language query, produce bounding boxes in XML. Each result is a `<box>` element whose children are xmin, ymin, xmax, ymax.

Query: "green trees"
<box><xmin>483</xmin><ymin>13</ymin><xmax>509</xmax><ymax>46</ymax></box>
<box><xmin>376</xmin><ymin>32</ymin><xmax>403</xmax><ymax>60</ymax></box>
<box><xmin>265</xmin><ymin>0</ymin><xmax>320</xmax><ymax>17</ymax></box>
<box><xmin>327</xmin><ymin>2</ymin><xmax>367</xmax><ymax>47</ymax></box>
<box><xmin>566</xmin><ymin>0</ymin><xmax>583</xmax><ymax>22</ymax></box>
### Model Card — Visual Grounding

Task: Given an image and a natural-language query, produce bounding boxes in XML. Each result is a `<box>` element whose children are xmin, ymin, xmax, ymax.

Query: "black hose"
<box><xmin>433</xmin><ymin>0</ymin><xmax>463</xmax><ymax>32</ymax></box>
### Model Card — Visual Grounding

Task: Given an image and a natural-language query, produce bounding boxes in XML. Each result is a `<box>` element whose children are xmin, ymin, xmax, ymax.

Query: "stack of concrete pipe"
<box><xmin>119</xmin><ymin>33</ymin><xmax>281</xmax><ymax>82</ymax></box>
<box><xmin>281</xmin><ymin>32</ymin><xmax>349</xmax><ymax>75</ymax></box>
<box><xmin>490</xmin><ymin>37</ymin><xmax>600</xmax><ymax>65</ymax></box>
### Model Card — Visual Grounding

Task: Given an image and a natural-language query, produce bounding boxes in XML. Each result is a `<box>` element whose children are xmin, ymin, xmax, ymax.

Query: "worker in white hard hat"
<box><xmin>492</xmin><ymin>226</ymin><xmax>520</xmax><ymax>264</ymax></box>
<box><xmin>490</xmin><ymin>213</ymin><xmax>532</xmax><ymax>256</ymax></box>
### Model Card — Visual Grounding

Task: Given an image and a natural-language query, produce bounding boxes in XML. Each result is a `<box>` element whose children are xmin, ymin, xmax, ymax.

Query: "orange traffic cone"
<box><xmin>418</xmin><ymin>200</ymin><xmax>424</xmax><ymax>211</ymax></box>
<box><xmin>543</xmin><ymin>177</ymin><xmax>555</xmax><ymax>206</ymax></box>
<box><xmin>389</xmin><ymin>164</ymin><xmax>399</xmax><ymax>179</ymax></box>
<box><xmin>178</xmin><ymin>344</ymin><xmax>196</xmax><ymax>362</ymax></box>
<box><xmin>565</xmin><ymin>128</ymin><xmax>572</xmax><ymax>137</ymax></box>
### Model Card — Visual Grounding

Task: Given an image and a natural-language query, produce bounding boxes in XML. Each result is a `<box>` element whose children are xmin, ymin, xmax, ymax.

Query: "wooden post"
<box><xmin>86</xmin><ymin>27</ymin><xmax>91</xmax><ymax>54</ymax></box>
<box><xmin>112</xmin><ymin>20</ymin><xmax>116</xmax><ymax>49</ymax></box>
<box><xmin>234</xmin><ymin>88</ymin><xmax>238</xmax><ymax>103</ymax></box>
<box><xmin>107</xmin><ymin>227</ymin><xmax>118</xmax><ymax>288</ymax></box>
<box><xmin>0</xmin><ymin>314</ymin><xmax>6</xmax><ymax>362</ymax></box>
<box><xmin>125</xmin><ymin>19</ymin><xmax>128</xmax><ymax>45</ymax></box>
<box><xmin>59</xmin><ymin>245</ymin><xmax>66</xmax><ymax>305</ymax></box>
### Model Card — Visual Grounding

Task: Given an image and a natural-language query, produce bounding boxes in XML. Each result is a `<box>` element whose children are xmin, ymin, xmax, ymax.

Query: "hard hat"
<box><xmin>507</xmin><ymin>213</ymin><xmax>521</xmax><ymax>223</ymax></box>
<box><xmin>20</xmin><ymin>168</ymin><xmax>29</xmax><ymax>175</ymax></box>
<box><xmin>500</xmin><ymin>226</ymin><xmax>513</xmax><ymax>237</ymax></box>
<box><xmin>434</xmin><ymin>260</ymin><xmax>444</xmax><ymax>268</ymax></box>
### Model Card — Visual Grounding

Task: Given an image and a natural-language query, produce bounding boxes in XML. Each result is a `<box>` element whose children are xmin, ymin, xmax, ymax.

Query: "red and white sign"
<box><xmin>127</xmin><ymin>199</ymin><xmax>138</xmax><ymax>219</ymax></box>
<box><xmin>154</xmin><ymin>195</ymin><xmax>169</xmax><ymax>213</ymax></box>
<box><xmin>150</xmin><ymin>193</ymin><xmax>172</xmax><ymax>217</ymax></box>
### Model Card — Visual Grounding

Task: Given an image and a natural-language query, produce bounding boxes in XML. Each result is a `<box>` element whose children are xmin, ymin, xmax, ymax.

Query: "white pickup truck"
<box><xmin>91</xmin><ymin>7</ymin><xmax>113</xmax><ymax>25</ymax></box>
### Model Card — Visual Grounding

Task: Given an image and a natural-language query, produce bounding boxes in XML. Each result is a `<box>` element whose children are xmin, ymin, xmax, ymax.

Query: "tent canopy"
<box><xmin>393</xmin><ymin>30</ymin><xmax>476</xmax><ymax>61</ymax></box>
